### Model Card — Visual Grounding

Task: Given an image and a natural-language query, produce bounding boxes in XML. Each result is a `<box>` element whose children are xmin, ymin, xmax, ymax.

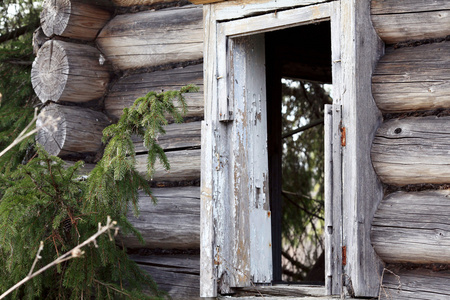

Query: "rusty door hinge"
<box><xmin>342</xmin><ymin>246</ymin><xmax>347</xmax><ymax>266</ymax></box>
<box><xmin>340</xmin><ymin>126</ymin><xmax>346</xmax><ymax>147</ymax></box>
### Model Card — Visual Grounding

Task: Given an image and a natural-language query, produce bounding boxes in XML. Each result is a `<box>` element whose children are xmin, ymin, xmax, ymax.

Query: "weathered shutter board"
<box><xmin>324</xmin><ymin>104</ymin><xmax>343</xmax><ymax>296</ymax></box>
<box><xmin>340</xmin><ymin>0</ymin><xmax>384</xmax><ymax>297</ymax></box>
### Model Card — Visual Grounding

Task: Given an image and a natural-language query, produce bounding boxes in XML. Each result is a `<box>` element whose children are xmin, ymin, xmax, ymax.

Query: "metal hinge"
<box><xmin>340</xmin><ymin>126</ymin><xmax>346</xmax><ymax>147</ymax></box>
<box><xmin>342</xmin><ymin>246</ymin><xmax>347</xmax><ymax>266</ymax></box>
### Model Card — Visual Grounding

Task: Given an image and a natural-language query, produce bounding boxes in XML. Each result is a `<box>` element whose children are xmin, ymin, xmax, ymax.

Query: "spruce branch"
<box><xmin>0</xmin><ymin>216</ymin><xmax>119</xmax><ymax>300</ymax></box>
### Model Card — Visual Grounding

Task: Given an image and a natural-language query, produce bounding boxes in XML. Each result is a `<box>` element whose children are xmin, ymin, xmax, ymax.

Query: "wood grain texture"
<box><xmin>41</xmin><ymin>0</ymin><xmax>111</xmax><ymax>40</ymax></box>
<box><xmin>372</xmin><ymin>41</ymin><xmax>450</xmax><ymax>113</ymax></box>
<box><xmin>105</xmin><ymin>64</ymin><xmax>203</xmax><ymax>120</ymax></box>
<box><xmin>380</xmin><ymin>267</ymin><xmax>450</xmax><ymax>299</ymax></box>
<box><xmin>36</xmin><ymin>103</ymin><xmax>111</xmax><ymax>156</ymax></box>
<box><xmin>372</xmin><ymin>190</ymin><xmax>450</xmax><ymax>264</ymax></box>
<box><xmin>212</xmin><ymin>0</ymin><xmax>329</xmax><ymax>21</ymax></box>
<box><xmin>132</xmin><ymin>254</ymin><xmax>200</xmax><ymax>299</ymax></box>
<box><xmin>96</xmin><ymin>6</ymin><xmax>203</xmax><ymax>70</ymax></box>
<box><xmin>339</xmin><ymin>0</ymin><xmax>384</xmax><ymax>297</ymax></box>
<box><xmin>31</xmin><ymin>40</ymin><xmax>111</xmax><ymax>103</ymax></box>
<box><xmin>112</xmin><ymin>0</ymin><xmax>174</xmax><ymax>6</ymax></box>
<box><xmin>371</xmin><ymin>0</ymin><xmax>450</xmax><ymax>14</ymax></box>
<box><xmin>133</xmin><ymin>121</ymin><xmax>201</xmax><ymax>153</ymax></box>
<box><xmin>119</xmin><ymin>187</ymin><xmax>200</xmax><ymax>249</ymax></box>
<box><xmin>371</xmin><ymin>0</ymin><xmax>450</xmax><ymax>44</ymax></box>
<box><xmin>371</xmin><ymin>116</ymin><xmax>450</xmax><ymax>186</ymax></box>
<box><xmin>135</xmin><ymin>149</ymin><xmax>200</xmax><ymax>182</ymax></box>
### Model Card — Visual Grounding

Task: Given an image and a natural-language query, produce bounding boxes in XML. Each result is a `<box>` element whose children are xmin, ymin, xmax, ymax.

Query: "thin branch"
<box><xmin>0</xmin><ymin>217</ymin><xmax>119</xmax><ymax>300</ymax></box>
<box><xmin>0</xmin><ymin>18</ymin><xmax>40</xmax><ymax>44</ymax></box>
<box><xmin>0</xmin><ymin>108</ymin><xmax>38</xmax><ymax>158</ymax></box>
<box><xmin>282</xmin><ymin>118</ymin><xmax>324</xmax><ymax>139</ymax></box>
<box><xmin>282</xmin><ymin>191</ymin><xmax>324</xmax><ymax>221</ymax></box>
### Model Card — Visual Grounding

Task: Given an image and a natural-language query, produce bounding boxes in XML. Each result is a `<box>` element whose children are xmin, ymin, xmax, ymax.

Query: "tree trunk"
<box><xmin>96</xmin><ymin>6</ymin><xmax>203</xmax><ymax>70</ymax></box>
<box><xmin>372</xmin><ymin>190</ymin><xmax>450</xmax><ymax>264</ymax></box>
<box><xmin>105</xmin><ymin>64</ymin><xmax>203</xmax><ymax>120</ymax></box>
<box><xmin>371</xmin><ymin>116</ymin><xmax>450</xmax><ymax>186</ymax></box>
<box><xmin>36</xmin><ymin>103</ymin><xmax>111</xmax><ymax>157</ymax></box>
<box><xmin>31</xmin><ymin>40</ymin><xmax>111</xmax><ymax>103</ymax></box>
<box><xmin>371</xmin><ymin>0</ymin><xmax>450</xmax><ymax>44</ymax></box>
<box><xmin>40</xmin><ymin>0</ymin><xmax>111</xmax><ymax>41</ymax></box>
<box><xmin>372</xmin><ymin>41</ymin><xmax>450</xmax><ymax>113</ymax></box>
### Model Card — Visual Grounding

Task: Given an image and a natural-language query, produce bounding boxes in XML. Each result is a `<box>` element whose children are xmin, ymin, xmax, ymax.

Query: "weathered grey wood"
<box><xmin>372</xmin><ymin>41</ymin><xmax>450</xmax><ymax>113</ymax></box>
<box><xmin>105</xmin><ymin>64</ymin><xmax>203</xmax><ymax>120</ymax></box>
<box><xmin>212</xmin><ymin>0</ymin><xmax>330</xmax><ymax>21</ymax></box>
<box><xmin>133</xmin><ymin>121</ymin><xmax>201</xmax><ymax>153</ymax></box>
<box><xmin>135</xmin><ymin>149</ymin><xmax>200</xmax><ymax>182</ymax></box>
<box><xmin>340</xmin><ymin>0</ymin><xmax>384</xmax><ymax>297</ymax></box>
<box><xmin>371</xmin><ymin>116</ymin><xmax>450</xmax><ymax>186</ymax></box>
<box><xmin>112</xmin><ymin>0</ymin><xmax>174</xmax><ymax>6</ymax></box>
<box><xmin>32</xmin><ymin>27</ymin><xmax>49</xmax><ymax>55</ymax></box>
<box><xmin>31</xmin><ymin>40</ymin><xmax>111</xmax><ymax>103</ymax></box>
<box><xmin>133</xmin><ymin>254</ymin><xmax>200</xmax><ymax>299</ymax></box>
<box><xmin>200</xmin><ymin>4</ymin><xmax>217</xmax><ymax>297</ymax></box>
<box><xmin>380</xmin><ymin>267</ymin><xmax>450</xmax><ymax>299</ymax></box>
<box><xmin>371</xmin><ymin>190</ymin><xmax>450</xmax><ymax>264</ymax></box>
<box><xmin>40</xmin><ymin>0</ymin><xmax>111</xmax><ymax>41</ymax></box>
<box><xmin>36</xmin><ymin>103</ymin><xmax>111</xmax><ymax>156</ymax></box>
<box><xmin>324</xmin><ymin>104</ymin><xmax>343</xmax><ymax>295</ymax></box>
<box><xmin>63</xmin><ymin>160</ymin><xmax>96</xmax><ymax>175</ymax></box>
<box><xmin>371</xmin><ymin>0</ymin><xmax>450</xmax><ymax>44</ymax></box>
<box><xmin>119</xmin><ymin>187</ymin><xmax>200</xmax><ymax>249</ymax></box>
<box><xmin>96</xmin><ymin>6</ymin><xmax>203</xmax><ymax>70</ymax></box>
<box><xmin>234</xmin><ymin>285</ymin><xmax>326</xmax><ymax>297</ymax></box>
<box><xmin>371</xmin><ymin>0</ymin><xmax>450</xmax><ymax>14</ymax></box>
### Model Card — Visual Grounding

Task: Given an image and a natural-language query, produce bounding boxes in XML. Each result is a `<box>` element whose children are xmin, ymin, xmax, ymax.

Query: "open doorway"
<box><xmin>266</xmin><ymin>22</ymin><xmax>332</xmax><ymax>284</ymax></box>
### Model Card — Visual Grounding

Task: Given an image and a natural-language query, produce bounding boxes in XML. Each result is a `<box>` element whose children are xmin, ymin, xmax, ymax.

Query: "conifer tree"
<box><xmin>0</xmin><ymin>86</ymin><xmax>198</xmax><ymax>299</ymax></box>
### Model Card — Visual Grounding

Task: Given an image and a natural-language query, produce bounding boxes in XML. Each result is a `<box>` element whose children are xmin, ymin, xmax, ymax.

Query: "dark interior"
<box><xmin>265</xmin><ymin>21</ymin><xmax>332</xmax><ymax>283</ymax></box>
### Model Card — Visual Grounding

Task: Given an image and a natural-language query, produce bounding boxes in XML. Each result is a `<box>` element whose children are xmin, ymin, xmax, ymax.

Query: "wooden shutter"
<box><xmin>201</xmin><ymin>33</ymin><xmax>272</xmax><ymax>297</ymax></box>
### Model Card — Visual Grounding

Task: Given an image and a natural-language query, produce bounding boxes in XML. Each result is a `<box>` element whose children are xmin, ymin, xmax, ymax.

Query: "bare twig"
<box><xmin>378</xmin><ymin>268</ymin><xmax>401</xmax><ymax>300</ymax></box>
<box><xmin>0</xmin><ymin>108</ymin><xmax>38</xmax><ymax>159</ymax></box>
<box><xmin>0</xmin><ymin>216</ymin><xmax>119</xmax><ymax>300</ymax></box>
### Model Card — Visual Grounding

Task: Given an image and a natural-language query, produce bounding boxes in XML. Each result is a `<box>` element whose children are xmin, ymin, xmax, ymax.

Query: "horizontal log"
<box><xmin>133</xmin><ymin>121</ymin><xmax>201</xmax><ymax>153</ymax></box>
<box><xmin>96</xmin><ymin>6</ymin><xmax>203</xmax><ymax>70</ymax></box>
<box><xmin>371</xmin><ymin>116</ymin><xmax>450</xmax><ymax>186</ymax></box>
<box><xmin>371</xmin><ymin>0</ymin><xmax>450</xmax><ymax>44</ymax></box>
<box><xmin>105</xmin><ymin>64</ymin><xmax>203</xmax><ymax>120</ymax></box>
<box><xmin>132</xmin><ymin>254</ymin><xmax>200</xmax><ymax>299</ymax></box>
<box><xmin>136</xmin><ymin>149</ymin><xmax>201</xmax><ymax>182</ymax></box>
<box><xmin>371</xmin><ymin>190</ymin><xmax>450</xmax><ymax>264</ymax></box>
<box><xmin>36</xmin><ymin>103</ymin><xmax>111</xmax><ymax>156</ymax></box>
<box><xmin>31</xmin><ymin>40</ymin><xmax>111</xmax><ymax>103</ymax></box>
<box><xmin>119</xmin><ymin>186</ymin><xmax>200</xmax><ymax>249</ymax></box>
<box><xmin>380</xmin><ymin>267</ymin><xmax>450</xmax><ymax>299</ymax></box>
<box><xmin>40</xmin><ymin>0</ymin><xmax>111</xmax><ymax>41</ymax></box>
<box><xmin>372</xmin><ymin>41</ymin><xmax>450</xmax><ymax>112</ymax></box>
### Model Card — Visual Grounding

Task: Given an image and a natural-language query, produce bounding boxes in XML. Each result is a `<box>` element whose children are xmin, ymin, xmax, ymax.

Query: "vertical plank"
<box><xmin>324</xmin><ymin>104</ymin><xmax>343</xmax><ymax>296</ymax></box>
<box><xmin>340</xmin><ymin>0</ymin><xmax>384</xmax><ymax>297</ymax></box>
<box><xmin>200</xmin><ymin>4</ymin><xmax>217</xmax><ymax>298</ymax></box>
<box><xmin>244</xmin><ymin>34</ymin><xmax>272</xmax><ymax>283</ymax></box>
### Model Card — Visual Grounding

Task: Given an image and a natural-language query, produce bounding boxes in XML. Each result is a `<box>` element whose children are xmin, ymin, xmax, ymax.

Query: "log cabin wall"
<box><xmin>370</xmin><ymin>1</ymin><xmax>450</xmax><ymax>298</ymax></box>
<box><xmin>32</xmin><ymin>0</ymin><xmax>203</xmax><ymax>298</ymax></box>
